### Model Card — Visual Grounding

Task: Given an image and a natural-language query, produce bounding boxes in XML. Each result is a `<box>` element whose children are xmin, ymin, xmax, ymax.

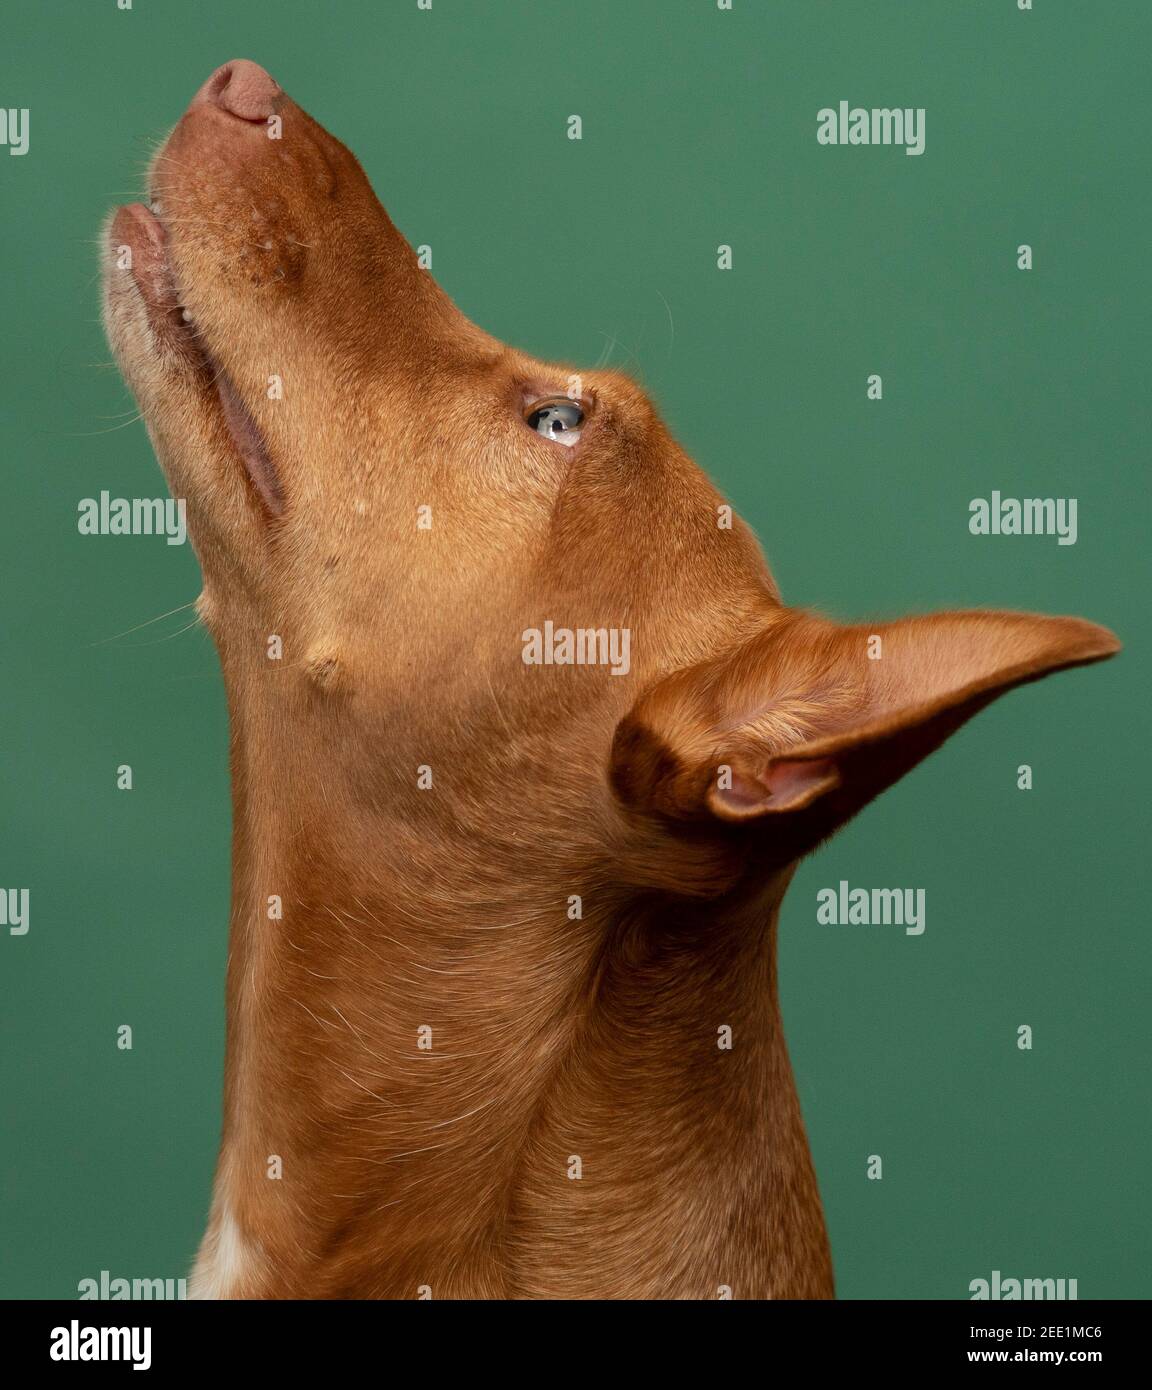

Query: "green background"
<box><xmin>1</xmin><ymin>0</ymin><xmax>1148</xmax><ymax>1300</ymax></box>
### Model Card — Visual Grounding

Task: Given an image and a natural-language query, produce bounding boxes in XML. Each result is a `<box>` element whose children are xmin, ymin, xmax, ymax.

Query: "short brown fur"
<box><xmin>102</xmin><ymin>62</ymin><xmax>1119</xmax><ymax>1300</ymax></box>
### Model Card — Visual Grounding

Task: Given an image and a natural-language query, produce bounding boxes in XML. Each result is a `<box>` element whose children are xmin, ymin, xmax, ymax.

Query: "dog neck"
<box><xmin>190</xmin><ymin>660</ymin><xmax>833</xmax><ymax>1299</ymax></box>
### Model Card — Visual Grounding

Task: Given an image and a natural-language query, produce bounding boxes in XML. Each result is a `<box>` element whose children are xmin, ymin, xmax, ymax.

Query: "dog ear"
<box><xmin>609</xmin><ymin>609</ymin><xmax>1118</xmax><ymax>853</ymax></box>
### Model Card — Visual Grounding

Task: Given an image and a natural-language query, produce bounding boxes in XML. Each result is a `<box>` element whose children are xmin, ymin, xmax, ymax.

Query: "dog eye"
<box><xmin>524</xmin><ymin>398</ymin><xmax>584</xmax><ymax>446</ymax></box>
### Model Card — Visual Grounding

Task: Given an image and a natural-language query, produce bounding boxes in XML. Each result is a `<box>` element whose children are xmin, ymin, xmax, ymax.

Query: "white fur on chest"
<box><xmin>189</xmin><ymin>1205</ymin><xmax>253</xmax><ymax>1300</ymax></box>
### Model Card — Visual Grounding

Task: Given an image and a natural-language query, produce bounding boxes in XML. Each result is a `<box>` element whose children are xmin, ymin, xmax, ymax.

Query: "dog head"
<box><xmin>103</xmin><ymin>61</ymin><xmax>1118</xmax><ymax>892</ymax></box>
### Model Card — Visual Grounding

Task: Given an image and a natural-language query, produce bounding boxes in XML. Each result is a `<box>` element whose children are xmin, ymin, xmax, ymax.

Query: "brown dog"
<box><xmin>102</xmin><ymin>60</ymin><xmax>1118</xmax><ymax>1300</ymax></box>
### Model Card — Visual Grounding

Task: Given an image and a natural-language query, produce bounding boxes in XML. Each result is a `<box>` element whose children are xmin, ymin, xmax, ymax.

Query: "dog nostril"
<box><xmin>192</xmin><ymin>59</ymin><xmax>282</xmax><ymax>123</ymax></box>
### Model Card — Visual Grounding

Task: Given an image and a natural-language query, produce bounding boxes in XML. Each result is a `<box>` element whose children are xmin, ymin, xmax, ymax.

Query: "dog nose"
<box><xmin>191</xmin><ymin>60</ymin><xmax>282</xmax><ymax>122</ymax></box>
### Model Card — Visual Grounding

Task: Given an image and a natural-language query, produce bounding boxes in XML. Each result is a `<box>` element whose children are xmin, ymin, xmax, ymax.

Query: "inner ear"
<box><xmin>707</xmin><ymin>756</ymin><xmax>840</xmax><ymax>821</ymax></box>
